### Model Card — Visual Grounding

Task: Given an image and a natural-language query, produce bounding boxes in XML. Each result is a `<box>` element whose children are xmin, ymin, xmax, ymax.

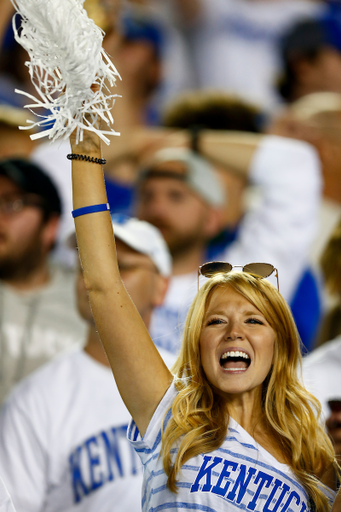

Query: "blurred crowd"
<box><xmin>1</xmin><ymin>0</ymin><xmax>341</xmax><ymax>510</ymax></box>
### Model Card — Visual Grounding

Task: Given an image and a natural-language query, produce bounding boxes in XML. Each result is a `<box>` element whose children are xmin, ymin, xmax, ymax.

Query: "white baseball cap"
<box><xmin>111</xmin><ymin>214</ymin><xmax>172</xmax><ymax>277</ymax></box>
<box><xmin>66</xmin><ymin>214</ymin><xmax>172</xmax><ymax>277</ymax></box>
<box><xmin>139</xmin><ymin>147</ymin><xmax>226</xmax><ymax>207</ymax></box>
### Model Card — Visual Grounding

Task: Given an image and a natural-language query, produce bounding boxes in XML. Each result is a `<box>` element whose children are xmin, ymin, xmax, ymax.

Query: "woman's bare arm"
<box><xmin>71</xmin><ymin>128</ymin><xmax>172</xmax><ymax>436</ymax></box>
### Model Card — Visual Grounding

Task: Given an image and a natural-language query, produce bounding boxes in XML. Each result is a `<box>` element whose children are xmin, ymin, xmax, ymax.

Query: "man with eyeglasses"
<box><xmin>0</xmin><ymin>158</ymin><xmax>87</xmax><ymax>404</ymax></box>
<box><xmin>0</xmin><ymin>215</ymin><xmax>174</xmax><ymax>512</ymax></box>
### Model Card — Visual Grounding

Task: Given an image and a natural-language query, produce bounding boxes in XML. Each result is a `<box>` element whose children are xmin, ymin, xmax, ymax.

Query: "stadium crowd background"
<box><xmin>1</xmin><ymin>0</ymin><xmax>341</xmax><ymax>510</ymax></box>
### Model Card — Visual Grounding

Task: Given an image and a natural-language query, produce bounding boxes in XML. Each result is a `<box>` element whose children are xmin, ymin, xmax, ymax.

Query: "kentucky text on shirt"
<box><xmin>69</xmin><ymin>424</ymin><xmax>142</xmax><ymax>503</ymax></box>
<box><xmin>190</xmin><ymin>455</ymin><xmax>308</xmax><ymax>511</ymax></box>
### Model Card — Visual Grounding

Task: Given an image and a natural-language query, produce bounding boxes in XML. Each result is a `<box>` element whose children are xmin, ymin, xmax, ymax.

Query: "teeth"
<box><xmin>221</xmin><ymin>351</ymin><xmax>250</xmax><ymax>360</ymax></box>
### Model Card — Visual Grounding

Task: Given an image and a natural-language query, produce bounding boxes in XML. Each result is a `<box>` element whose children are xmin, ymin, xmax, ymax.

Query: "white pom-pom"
<box><xmin>11</xmin><ymin>0</ymin><xmax>121</xmax><ymax>144</ymax></box>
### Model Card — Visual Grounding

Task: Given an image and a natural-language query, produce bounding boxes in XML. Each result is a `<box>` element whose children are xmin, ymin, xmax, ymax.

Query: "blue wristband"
<box><xmin>72</xmin><ymin>203</ymin><xmax>110</xmax><ymax>218</ymax></box>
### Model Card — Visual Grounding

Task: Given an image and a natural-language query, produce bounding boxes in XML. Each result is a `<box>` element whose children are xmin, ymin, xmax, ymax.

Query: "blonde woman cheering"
<box><xmin>70</xmin><ymin>127</ymin><xmax>339</xmax><ymax>512</ymax></box>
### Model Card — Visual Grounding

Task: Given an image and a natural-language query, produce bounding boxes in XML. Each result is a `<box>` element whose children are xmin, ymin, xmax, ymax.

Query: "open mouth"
<box><xmin>219</xmin><ymin>350</ymin><xmax>251</xmax><ymax>372</ymax></box>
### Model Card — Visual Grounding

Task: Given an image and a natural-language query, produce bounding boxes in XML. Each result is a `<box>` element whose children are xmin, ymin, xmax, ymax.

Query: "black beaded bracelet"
<box><xmin>67</xmin><ymin>153</ymin><xmax>107</xmax><ymax>165</ymax></box>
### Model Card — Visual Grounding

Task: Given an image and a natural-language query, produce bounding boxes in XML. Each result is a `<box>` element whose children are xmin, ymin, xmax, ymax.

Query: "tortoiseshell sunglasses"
<box><xmin>198</xmin><ymin>262</ymin><xmax>279</xmax><ymax>291</ymax></box>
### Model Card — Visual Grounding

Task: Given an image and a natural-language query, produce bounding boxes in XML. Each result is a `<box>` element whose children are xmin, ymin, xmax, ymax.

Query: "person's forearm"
<box><xmin>71</xmin><ymin>133</ymin><xmax>119</xmax><ymax>293</ymax></box>
<box><xmin>103</xmin><ymin>127</ymin><xmax>263</xmax><ymax>179</ymax></box>
<box><xmin>199</xmin><ymin>130</ymin><xmax>262</xmax><ymax>178</ymax></box>
<box><xmin>161</xmin><ymin>128</ymin><xmax>262</xmax><ymax>178</ymax></box>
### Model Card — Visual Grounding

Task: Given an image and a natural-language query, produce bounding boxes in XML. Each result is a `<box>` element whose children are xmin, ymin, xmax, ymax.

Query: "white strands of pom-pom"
<box><xmin>11</xmin><ymin>0</ymin><xmax>121</xmax><ymax>144</ymax></box>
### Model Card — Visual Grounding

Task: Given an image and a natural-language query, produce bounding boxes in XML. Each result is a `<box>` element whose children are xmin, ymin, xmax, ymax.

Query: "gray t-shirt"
<box><xmin>0</xmin><ymin>265</ymin><xmax>87</xmax><ymax>404</ymax></box>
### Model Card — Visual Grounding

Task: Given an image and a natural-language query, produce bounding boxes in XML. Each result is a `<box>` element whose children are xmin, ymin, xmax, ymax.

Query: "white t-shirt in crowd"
<box><xmin>128</xmin><ymin>381</ymin><xmax>334</xmax><ymax>511</ymax></box>
<box><xmin>302</xmin><ymin>336</ymin><xmax>341</xmax><ymax>419</ymax></box>
<box><xmin>0</xmin><ymin>348</ymin><xmax>174</xmax><ymax>512</ymax></box>
<box><xmin>189</xmin><ymin>0</ymin><xmax>323</xmax><ymax>111</ymax></box>
<box><xmin>150</xmin><ymin>136</ymin><xmax>322</xmax><ymax>355</ymax></box>
<box><xmin>0</xmin><ymin>265</ymin><xmax>86</xmax><ymax>405</ymax></box>
<box><xmin>0</xmin><ymin>477</ymin><xmax>16</xmax><ymax>512</ymax></box>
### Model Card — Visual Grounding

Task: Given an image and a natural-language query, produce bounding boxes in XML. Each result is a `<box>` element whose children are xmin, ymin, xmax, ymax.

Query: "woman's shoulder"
<box><xmin>128</xmin><ymin>379</ymin><xmax>178</xmax><ymax>448</ymax></box>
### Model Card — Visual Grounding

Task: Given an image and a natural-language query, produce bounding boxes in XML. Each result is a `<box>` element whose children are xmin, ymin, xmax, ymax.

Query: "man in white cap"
<box><xmin>0</xmin><ymin>215</ymin><xmax>174</xmax><ymax>512</ymax></box>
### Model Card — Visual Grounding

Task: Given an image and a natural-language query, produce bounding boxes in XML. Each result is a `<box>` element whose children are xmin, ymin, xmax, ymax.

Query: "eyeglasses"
<box><xmin>0</xmin><ymin>195</ymin><xmax>44</xmax><ymax>216</ymax></box>
<box><xmin>198</xmin><ymin>262</ymin><xmax>279</xmax><ymax>291</ymax></box>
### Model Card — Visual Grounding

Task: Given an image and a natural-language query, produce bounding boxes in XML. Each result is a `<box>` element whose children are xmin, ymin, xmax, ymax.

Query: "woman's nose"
<box><xmin>225</xmin><ymin>322</ymin><xmax>244</xmax><ymax>341</ymax></box>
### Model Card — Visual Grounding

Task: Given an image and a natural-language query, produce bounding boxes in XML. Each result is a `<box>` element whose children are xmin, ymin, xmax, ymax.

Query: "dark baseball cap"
<box><xmin>120</xmin><ymin>10</ymin><xmax>164</xmax><ymax>58</ymax></box>
<box><xmin>0</xmin><ymin>158</ymin><xmax>62</xmax><ymax>215</ymax></box>
<box><xmin>281</xmin><ymin>16</ymin><xmax>341</xmax><ymax>64</ymax></box>
<box><xmin>278</xmin><ymin>14</ymin><xmax>341</xmax><ymax>101</ymax></box>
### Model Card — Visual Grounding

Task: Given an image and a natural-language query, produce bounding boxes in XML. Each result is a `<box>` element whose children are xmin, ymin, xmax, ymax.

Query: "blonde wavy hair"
<box><xmin>161</xmin><ymin>272</ymin><xmax>338</xmax><ymax>510</ymax></box>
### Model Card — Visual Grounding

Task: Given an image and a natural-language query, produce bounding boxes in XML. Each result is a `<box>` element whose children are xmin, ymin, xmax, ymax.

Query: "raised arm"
<box><xmin>225</xmin><ymin>135</ymin><xmax>322</xmax><ymax>301</ymax></box>
<box><xmin>103</xmin><ymin>127</ymin><xmax>261</xmax><ymax>179</ymax></box>
<box><xmin>71</xmin><ymin>129</ymin><xmax>172</xmax><ymax>436</ymax></box>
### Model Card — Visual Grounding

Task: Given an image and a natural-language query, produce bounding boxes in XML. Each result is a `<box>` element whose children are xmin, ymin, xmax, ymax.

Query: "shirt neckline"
<box><xmin>228</xmin><ymin>416</ymin><xmax>290</xmax><ymax>471</ymax></box>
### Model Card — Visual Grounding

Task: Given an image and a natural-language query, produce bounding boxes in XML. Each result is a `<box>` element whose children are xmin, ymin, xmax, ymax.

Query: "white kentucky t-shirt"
<box><xmin>0</xmin><ymin>347</ymin><xmax>175</xmax><ymax>512</ymax></box>
<box><xmin>128</xmin><ymin>382</ymin><xmax>334</xmax><ymax>512</ymax></box>
<box><xmin>0</xmin><ymin>350</ymin><xmax>139</xmax><ymax>512</ymax></box>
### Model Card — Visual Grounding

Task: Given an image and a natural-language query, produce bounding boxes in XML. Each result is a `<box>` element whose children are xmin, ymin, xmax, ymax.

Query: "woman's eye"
<box><xmin>207</xmin><ymin>318</ymin><xmax>224</xmax><ymax>326</ymax></box>
<box><xmin>246</xmin><ymin>318</ymin><xmax>263</xmax><ymax>325</ymax></box>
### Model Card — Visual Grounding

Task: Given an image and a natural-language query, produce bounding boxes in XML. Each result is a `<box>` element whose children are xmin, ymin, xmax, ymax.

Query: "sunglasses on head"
<box><xmin>198</xmin><ymin>262</ymin><xmax>279</xmax><ymax>291</ymax></box>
